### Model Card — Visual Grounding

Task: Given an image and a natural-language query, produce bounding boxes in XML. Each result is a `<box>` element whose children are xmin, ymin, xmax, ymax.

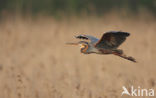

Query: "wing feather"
<box><xmin>75</xmin><ymin>35</ymin><xmax>99</xmax><ymax>44</ymax></box>
<box><xmin>95</xmin><ymin>31</ymin><xmax>130</xmax><ymax>49</ymax></box>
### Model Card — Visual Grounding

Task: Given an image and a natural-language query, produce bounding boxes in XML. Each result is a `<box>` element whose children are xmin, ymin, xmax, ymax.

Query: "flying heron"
<box><xmin>67</xmin><ymin>31</ymin><xmax>136</xmax><ymax>62</ymax></box>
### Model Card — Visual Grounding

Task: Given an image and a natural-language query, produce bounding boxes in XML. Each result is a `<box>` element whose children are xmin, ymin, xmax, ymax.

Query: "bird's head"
<box><xmin>66</xmin><ymin>41</ymin><xmax>88</xmax><ymax>49</ymax></box>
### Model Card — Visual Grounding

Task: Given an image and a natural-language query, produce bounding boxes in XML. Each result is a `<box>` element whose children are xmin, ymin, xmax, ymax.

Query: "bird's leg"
<box><xmin>112</xmin><ymin>49</ymin><xmax>123</xmax><ymax>54</ymax></box>
<box><xmin>112</xmin><ymin>50</ymin><xmax>136</xmax><ymax>63</ymax></box>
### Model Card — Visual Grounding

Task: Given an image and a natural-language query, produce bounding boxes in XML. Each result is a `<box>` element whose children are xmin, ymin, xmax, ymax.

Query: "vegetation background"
<box><xmin>0</xmin><ymin>0</ymin><xmax>156</xmax><ymax>98</ymax></box>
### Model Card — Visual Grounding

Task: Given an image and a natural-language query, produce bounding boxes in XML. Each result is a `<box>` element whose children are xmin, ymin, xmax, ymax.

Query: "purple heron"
<box><xmin>67</xmin><ymin>31</ymin><xmax>136</xmax><ymax>62</ymax></box>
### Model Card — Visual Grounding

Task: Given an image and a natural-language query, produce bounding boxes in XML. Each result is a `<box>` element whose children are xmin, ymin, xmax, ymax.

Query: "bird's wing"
<box><xmin>75</xmin><ymin>35</ymin><xmax>99</xmax><ymax>44</ymax></box>
<box><xmin>95</xmin><ymin>31</ymin><xmax>130</xmax><ymax>49</ymax></box>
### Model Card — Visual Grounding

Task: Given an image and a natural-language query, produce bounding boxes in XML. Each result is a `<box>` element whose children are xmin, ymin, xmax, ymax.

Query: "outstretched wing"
<box><xmin>95</xmin><ymin>31</ymin><xmax>130</xmax><ymax>49</ymax></box>
<box><xmin>75</xmin><ymin>35</ymin><xmax>99</xmax><ymax>44</ymax></box>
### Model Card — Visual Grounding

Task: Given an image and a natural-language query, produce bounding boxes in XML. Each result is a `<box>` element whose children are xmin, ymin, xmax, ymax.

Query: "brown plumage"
<box><xmin>67</xmin><ymin>31</ymin><xmax>136</xmax><ymax>63</ymax></box>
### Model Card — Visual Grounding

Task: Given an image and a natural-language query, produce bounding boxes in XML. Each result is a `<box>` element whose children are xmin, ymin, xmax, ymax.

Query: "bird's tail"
<box><xmin>112</xmin><ymin>49</ymin><xmax>137</xmax><ymax>63</ymax></box>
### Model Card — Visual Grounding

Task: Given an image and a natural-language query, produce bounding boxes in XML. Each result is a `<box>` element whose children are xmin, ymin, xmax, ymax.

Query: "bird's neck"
<box><xmin>80</xmin><ymin>45</ymin><xmax>88</xmax><ymax>53</ymax></box>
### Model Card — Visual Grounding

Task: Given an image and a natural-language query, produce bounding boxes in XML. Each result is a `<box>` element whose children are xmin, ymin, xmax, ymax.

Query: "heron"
<box><xmin>67</xmin><ymin>31</ymin><xmax>136</xmax><ymax>62</ymax></box>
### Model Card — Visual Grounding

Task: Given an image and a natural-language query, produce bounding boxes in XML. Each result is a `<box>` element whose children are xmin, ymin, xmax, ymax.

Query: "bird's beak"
<box><xmin>66</xmin><ymin>42</ymin><xmax>78</xmax><ymax>45</ymax></box>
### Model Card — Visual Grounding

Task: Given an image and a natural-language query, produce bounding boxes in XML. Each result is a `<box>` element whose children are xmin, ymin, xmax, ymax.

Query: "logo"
<box><xmin>121</xmin><ymin>86</ymin><xmax>154</xmax><ymax>96</ymax></box>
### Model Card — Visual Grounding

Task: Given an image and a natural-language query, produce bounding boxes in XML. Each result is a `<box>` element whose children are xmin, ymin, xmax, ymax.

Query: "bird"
<box><xmin>66</xmin><ymin>31</ymin><xmax>136</xmax><ymax>62</ymax></box>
